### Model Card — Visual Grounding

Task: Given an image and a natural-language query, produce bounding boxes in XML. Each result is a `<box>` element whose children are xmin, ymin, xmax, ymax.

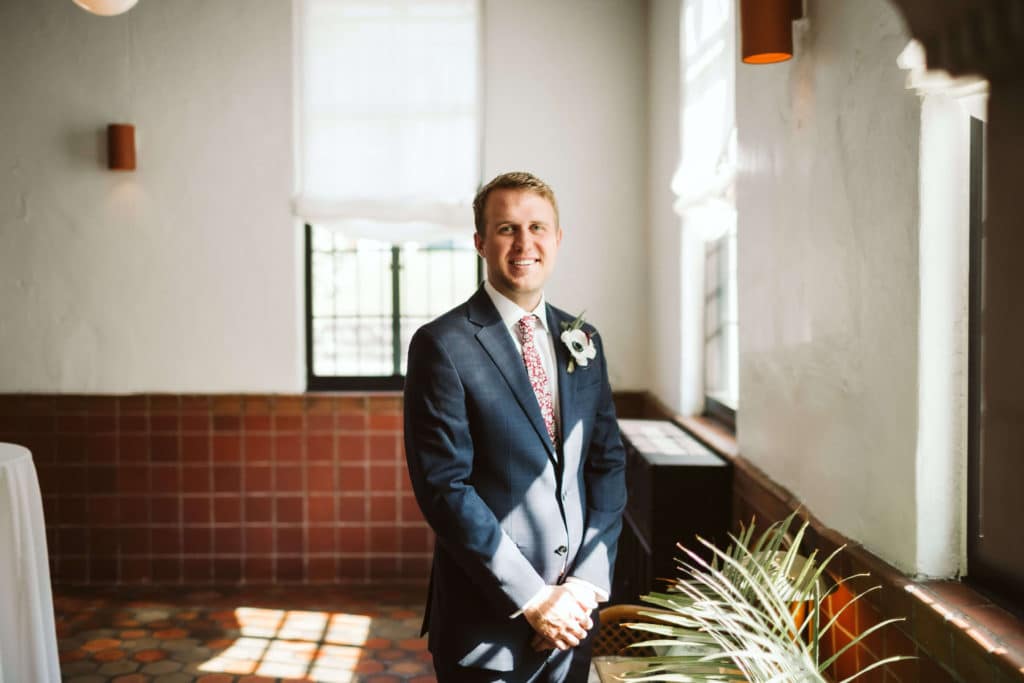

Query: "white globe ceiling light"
<box><xmin>72</xmin><ymin>0</ymin><xmax>139</xmax><ymax>16</ymax></box>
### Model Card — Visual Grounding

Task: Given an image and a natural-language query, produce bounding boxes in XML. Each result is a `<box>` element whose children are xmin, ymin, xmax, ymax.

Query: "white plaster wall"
<box><xmin>736</xmin><ymin>0</ymin><xmax>923</xmax><ymax>572</ymax></box>
<box><xmin>0</xmin><ymin>0</ymin><xmax>651</xmax><ymax>392</ymax></box>
<box><xmin>482</xmin><ymin>0</ymin><xmax>650</xmax><ymax>390</ymax></box>
<box><xmin>0</xmin><ymin>0</ymin><xmax>298</xmax><ymax>393</ymax></box>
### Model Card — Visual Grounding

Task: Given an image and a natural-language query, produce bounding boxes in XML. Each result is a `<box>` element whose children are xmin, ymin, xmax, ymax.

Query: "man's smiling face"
<box><xmin>475</xmin><ymin>187</ymin><xmax>563</xmax><ymax>312</ymax></box>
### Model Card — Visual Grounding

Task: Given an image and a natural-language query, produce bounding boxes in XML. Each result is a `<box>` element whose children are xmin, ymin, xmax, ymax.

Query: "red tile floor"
<box><xmin>54</xmin><ymin>584</ymin><xmax>436</xmax><ymax>683</ymax></box>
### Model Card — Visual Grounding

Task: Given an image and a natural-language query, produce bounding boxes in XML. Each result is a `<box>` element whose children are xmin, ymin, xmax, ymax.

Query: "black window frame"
<box><xmin>705</xmin><ymin>395</ymin><xmax>736</xmax><ymax>432</ymax></box>
<box><xmin>703</xmin><ymin>225</ymin><xmax>738</xmax><ymax>432</ymax></box>
<box><xmin>966</xmin><ymin>116</ymin><xmax>984</xmax><ymax>576</ymax></box>
<box><xmin>304</xmin><ymin>222</ymin><xmax>481</xmax><ymax>391</ymax></box>
<box><xmin>961</xmin><ymin>115</ymin><xmax>1024</xmax><ymax>610</ymax></box>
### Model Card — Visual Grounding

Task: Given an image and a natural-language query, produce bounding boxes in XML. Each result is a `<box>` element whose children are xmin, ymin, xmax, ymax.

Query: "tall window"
<box><xmin>676</xmin><ymin>0</ymin><xmax>738</xmax><ymax>424</ymax></box>
<box><xmin>295</xmin><ymin>0</ymin><xmax>481</xmax><ymax>389</ymax></box>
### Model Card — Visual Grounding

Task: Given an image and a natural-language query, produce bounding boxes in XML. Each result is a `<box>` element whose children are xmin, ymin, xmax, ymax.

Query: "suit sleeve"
<box><xmin>403</xmin><ymin>326</ymin><xmax>546</xmax><ymax>615</ymax></box>
<box><xmin>567</xmin><ymin>330</ymin><xmax>627</xmax><ymax>594</ymax></box>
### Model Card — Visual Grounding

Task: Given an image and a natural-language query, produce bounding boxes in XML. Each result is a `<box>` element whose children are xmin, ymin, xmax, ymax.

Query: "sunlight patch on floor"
<box><xmin>199</xmin><ymin>608</ymin><xmax>372</xmax><ymax>682</ymax></box>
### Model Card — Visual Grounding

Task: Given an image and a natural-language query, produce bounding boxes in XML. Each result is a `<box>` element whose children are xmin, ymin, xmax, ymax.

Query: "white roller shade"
<box><xmin>294</xmin><ymin>0</ymin><xmax>480</xmax><ymax>243</ymax></box>
<box><xmin>673</xmin><ymin>0</ymin><xmax>736</xmax><ymax>242</ymax></box>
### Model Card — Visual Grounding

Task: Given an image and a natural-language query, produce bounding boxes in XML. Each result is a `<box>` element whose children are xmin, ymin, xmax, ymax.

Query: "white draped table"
<box><xmin>0</xmin><ymin>443</ymin><xmax>60</xmax><ymax>683</ymax></box>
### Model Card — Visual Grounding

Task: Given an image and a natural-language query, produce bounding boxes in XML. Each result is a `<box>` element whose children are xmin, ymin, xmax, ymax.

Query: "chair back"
<box><xmin>593</xmin><ymin>604</ymin><xmax>660</xmax><ymax>657</ymax></box>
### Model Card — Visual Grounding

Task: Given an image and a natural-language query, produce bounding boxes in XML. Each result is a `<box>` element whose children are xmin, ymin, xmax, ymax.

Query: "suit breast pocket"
<box><xmin>573</xmin><ymin>380</ymin><xmax>604</xmax><ymax>412</ymax></box>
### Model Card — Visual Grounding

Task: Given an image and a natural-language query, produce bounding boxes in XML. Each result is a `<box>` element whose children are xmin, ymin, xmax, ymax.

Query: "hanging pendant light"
<box><xmin>740</xmin><ymin>0</ymin><xmax>801</xmax><ymax>64</ymax></box>
<box><xmin>72</xmin><ymin>0</ymin><xmax>139</xmax><ymax>17</ymax></box>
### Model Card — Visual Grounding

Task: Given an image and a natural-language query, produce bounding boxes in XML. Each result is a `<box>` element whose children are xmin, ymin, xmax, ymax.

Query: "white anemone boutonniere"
<box><xmin>559</xmin><ymin>311</ymin><xmax>597</xmax><ymax>374</ymax></box>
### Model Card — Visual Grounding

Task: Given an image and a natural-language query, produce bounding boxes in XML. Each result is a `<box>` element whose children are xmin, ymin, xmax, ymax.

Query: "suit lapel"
<box><xmin>469</xmin><ymin>289</ymin><xmax>556</xmax><ymax>460</ymax></box>
<box><xmin>547</xmin><ymin>304</ymin><xmax>577</xmax><ymax>461</ymax></box>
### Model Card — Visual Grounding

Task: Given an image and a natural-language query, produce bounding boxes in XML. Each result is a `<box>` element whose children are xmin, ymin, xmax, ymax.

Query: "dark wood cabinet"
<box><xmin>611</xmin><ymin>419</ymin><xmax>732</xmax><ymax>604</ymax></box>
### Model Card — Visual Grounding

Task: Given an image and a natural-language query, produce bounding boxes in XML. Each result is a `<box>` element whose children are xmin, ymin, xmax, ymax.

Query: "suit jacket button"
<box><xmin>555</xmin><ymin>545</ymin><xmax>567</xmax><ymax>556</ymax></box>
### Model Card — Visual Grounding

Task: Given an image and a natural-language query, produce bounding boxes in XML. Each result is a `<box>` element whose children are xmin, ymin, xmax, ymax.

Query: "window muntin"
<box><xmin>306</xmin><ymin>224</ymin><xmax>478</xmax><ymax>389</ymax></box>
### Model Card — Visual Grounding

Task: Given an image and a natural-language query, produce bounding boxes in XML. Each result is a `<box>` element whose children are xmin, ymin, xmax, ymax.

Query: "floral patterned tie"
<box><xmin>518</xmin><ymin>315</ymin><xmax>557</xmax><ymax>446</ymax></box>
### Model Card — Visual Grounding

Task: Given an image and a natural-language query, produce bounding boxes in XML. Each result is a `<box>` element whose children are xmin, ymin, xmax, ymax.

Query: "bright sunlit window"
<box><xmin>675</xmin><ymin>0</ymin><xmax>739</xmax><ymax>418</ymax></box>
<box><xmin>294</xmin><ymin>0</ymin><xmax>481</xmax><ymax>390</ymax></box>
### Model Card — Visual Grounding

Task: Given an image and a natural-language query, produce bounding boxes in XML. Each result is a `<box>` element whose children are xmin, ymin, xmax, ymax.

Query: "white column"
<box><xmin>898</xmin><ymin>40</ymin><xmax>987</xmax><ymax>577</ymax></box>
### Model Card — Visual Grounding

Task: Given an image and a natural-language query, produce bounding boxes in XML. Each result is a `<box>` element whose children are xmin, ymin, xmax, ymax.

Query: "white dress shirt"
<box><xmin>483</xmin><ymin>280</ymin><xmax>560</xmax><ymax>435</ymax></box>
<box><xmin>482</xmin><ymin>282</ymin><xmax>609</xmax><ymax>616</ymax></box>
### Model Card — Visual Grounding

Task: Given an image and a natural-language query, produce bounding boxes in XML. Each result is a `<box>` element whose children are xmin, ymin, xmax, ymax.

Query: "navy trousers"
<box><xmin>432</xmin><ymin>615</ymin><xmax>598</xmax><ymax>683</ymax></box>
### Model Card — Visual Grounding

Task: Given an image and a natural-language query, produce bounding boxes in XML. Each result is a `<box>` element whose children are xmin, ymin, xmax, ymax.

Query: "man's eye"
<box><xmin>498</xmin><ymin>225</ymin><xmax>513</xmax><ymax>233</ymax></box>
<box><xmin>530</xmin><ymin>224</ymin><xmax>544</xmax><ymax>232</ymax></box>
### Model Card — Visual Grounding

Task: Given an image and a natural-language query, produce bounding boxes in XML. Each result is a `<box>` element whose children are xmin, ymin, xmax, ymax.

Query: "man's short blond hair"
<box><xmin>472</xmin><ymin>171</ymin><xmax>559</xmax><ymax>235</ymax></box>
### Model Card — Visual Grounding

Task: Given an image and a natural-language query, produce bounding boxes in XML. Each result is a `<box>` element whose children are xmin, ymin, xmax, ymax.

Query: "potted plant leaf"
<box><xmin>613</xmin><ymin>512</ymin><xmax>912</xmax><ymax>682</ymax></box>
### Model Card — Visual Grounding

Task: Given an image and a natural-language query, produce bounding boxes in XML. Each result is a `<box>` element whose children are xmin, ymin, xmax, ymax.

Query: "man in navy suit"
<box><xmin>403</xmin><ymin>172</ymin><xmax>627</xmax><ymax>682</ymax></box>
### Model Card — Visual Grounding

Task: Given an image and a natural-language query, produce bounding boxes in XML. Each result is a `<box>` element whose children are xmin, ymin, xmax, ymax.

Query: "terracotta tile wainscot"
<box><xmin>6</xmin><ymin>391</ymin><xmax>1023</xmax><ymax>682</ymax></box>
<box><xmin>0</xmin><ymin>393</ymin><xmax>429</xmax><ymax>585</ymax></box>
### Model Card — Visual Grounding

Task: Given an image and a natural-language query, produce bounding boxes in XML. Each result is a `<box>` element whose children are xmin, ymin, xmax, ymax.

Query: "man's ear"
<box><xmin>473</xmin><ymin>230</ymin><xmax>484</xmax><ymax>256</ymax></box>
<box><xmin>556</xmin><ymin>226</ymin><xmax>563</xmax><ymax>247</ymax></box>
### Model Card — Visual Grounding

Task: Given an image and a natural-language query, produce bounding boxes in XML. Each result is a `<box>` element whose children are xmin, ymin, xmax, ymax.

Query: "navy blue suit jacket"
<box><xmin>403</xmin><ymin>286</ymin><xmax>627</xmax><ymax>673</ymax></box>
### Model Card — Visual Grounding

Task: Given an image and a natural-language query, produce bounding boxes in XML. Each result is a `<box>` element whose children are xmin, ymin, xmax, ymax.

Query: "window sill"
<box><xmin>904</xmin><ymin>579</ymin><xmax>1024</xmax><ymax>679</ymax></box>
<box><xmin>307</xmin><ymin>376</ymin><xmax>404</xmax><ymax>392</ymax></box>
<box><xmin>675</xmin><ymin>414</ymin><xmax>739</xmax><ymax>459</ymax></box>
<box><xmin>304</xmin><ymin>388</ymin><xmax>404</xmax><ymax>395</ymax></box>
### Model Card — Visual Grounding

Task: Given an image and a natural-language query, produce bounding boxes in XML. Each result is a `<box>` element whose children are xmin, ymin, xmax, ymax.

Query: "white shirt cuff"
<box><xmin>509</xmin><ymin>585</ymin><xmax>550</xmax><ymax>619</ymax></box>
<box><xmin>564</xmin><ymin>576</ymin><xmax>609</xmax><ymax>603</ymax></box>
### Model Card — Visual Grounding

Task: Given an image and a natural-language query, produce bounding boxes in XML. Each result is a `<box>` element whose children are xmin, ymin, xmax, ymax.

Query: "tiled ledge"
<box><xmin>899</xmin><ymin>578</ymin><xmax>1024</xmax><ymax>682</ymax></box>
<box><xmin>633</xmin><ymin>391</ymin><xmax>1024</xmax><ymax>682</ymax></box>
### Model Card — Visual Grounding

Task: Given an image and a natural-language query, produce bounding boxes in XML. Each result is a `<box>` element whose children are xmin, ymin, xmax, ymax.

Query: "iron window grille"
<box><xmin>305</xmin><ymin>223</ymin><xmax>481</xmax><ymax>390</ymax></box>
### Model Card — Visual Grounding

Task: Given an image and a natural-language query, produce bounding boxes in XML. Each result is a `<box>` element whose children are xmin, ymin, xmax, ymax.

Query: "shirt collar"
<box><xmin>483</xmin><ymin>280</ymin><xmax>550</xmax><ymax>334</ymax></box>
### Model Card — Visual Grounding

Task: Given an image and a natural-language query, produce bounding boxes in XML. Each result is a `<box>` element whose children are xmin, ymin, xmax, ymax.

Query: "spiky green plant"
<box><xmin>617</xmin><ymin>512</ymin><xmax>911</xmax><ymax>682</ymax></box>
